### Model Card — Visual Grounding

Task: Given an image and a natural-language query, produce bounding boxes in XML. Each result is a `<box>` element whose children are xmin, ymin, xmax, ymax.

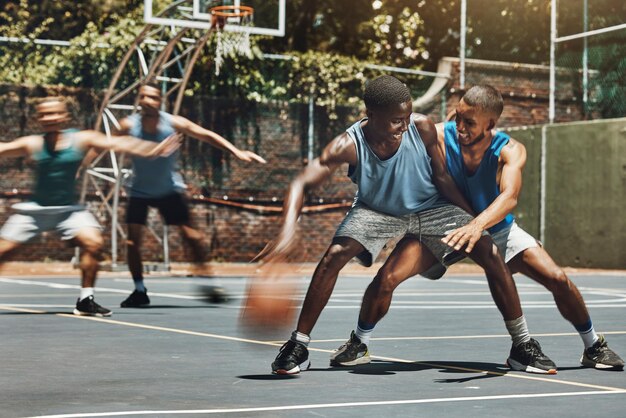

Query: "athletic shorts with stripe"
<box><xmin>334</xmin><ymin>203</ymin><xmax>485</xmax><ymax>278</ymax></box>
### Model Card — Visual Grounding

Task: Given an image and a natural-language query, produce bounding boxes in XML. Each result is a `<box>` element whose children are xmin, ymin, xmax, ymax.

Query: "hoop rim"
<box><xmin>211</xmin><ymin>5</ymin><xmax>254</xmax><ymax>18</ymax></box>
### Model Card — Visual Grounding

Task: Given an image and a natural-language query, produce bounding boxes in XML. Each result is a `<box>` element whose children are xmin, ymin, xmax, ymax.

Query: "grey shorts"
<box><xmin>334</xmin><ymin>203</ymin><xmax>474</xmax><ymax>268</ymax></box>
<box><xmin>0</xmin><ymin>202</ymin><xmax>101</xmax><ymax>244</ymax></box>
<box><xmin>423</xmin><ymin>221</ymin><xmax>539</xmax><ymax>280</ymax></box>
<box><xmin>490</xmin><ymin>222</ymin><xmax>539</xmax><ymax>262</ymax></box>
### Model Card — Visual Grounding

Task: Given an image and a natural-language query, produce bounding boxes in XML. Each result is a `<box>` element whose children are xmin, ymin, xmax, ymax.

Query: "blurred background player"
<box><xmin>0</xmin><ymin>97</ymin><xmax>180</xmax><ymax>317</ymax></box>
<box><xmin>117</xmin><ymin>83</ymin><xmax>266</xmax><ymax>308</ymax></box>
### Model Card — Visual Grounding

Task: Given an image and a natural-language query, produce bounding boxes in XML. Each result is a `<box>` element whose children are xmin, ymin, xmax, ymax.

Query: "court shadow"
<box><xmin>236</xmin><ymin>374</ymin><xmax>300</xmax><ymax>380</ymax></box>
<box><xmin>0</xmin><ymin>311</ymin><xmax>72</xmax><ymax>316</ymax></box>
<box><xmin>313</xmin><ymin>359</ymin><xmax>508</xmax><ymax>381</ymax></box>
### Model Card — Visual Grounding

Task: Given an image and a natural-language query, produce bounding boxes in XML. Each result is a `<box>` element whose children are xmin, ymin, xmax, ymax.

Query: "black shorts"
<box><xmin>126</xmin><ymin>192</ymin><xmax>190</xmax><ymax>226</ymax></box>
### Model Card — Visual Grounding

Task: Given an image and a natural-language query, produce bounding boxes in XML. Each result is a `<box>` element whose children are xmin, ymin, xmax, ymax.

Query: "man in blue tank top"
<box><xmin>117</xmin><ymin>84</ymin><xmax>266</xmax><ymax>308</ymax></box>
<box><xmin>337</xmin><ymin>85</ymin><xmax>623</xmax><ymax>371</ymax></box>
<box><xmin>0</xmin><ymin>98</ymin><xmax>180</xmax><ymax>317</ymax></box>
<box><xmin>257</xmin><ymin>76</ymin><xmax>555</xmax><ymax>375</ymax></box>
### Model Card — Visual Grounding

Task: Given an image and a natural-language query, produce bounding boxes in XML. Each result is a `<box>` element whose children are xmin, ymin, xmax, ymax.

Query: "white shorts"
<box><xmin>0</xmin><ymin>202</ymin><xmax>101</xmax><ymax>243</ymax></box>
<box><xmin>490</xmin><ymin>221</ymin><xmax>540</xmax><ymax>263</ymax></box>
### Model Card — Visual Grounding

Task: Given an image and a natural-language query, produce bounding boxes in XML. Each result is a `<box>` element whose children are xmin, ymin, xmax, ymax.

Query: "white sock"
<box><xmin>355</xmin><ymin>326</ymin><xmax>374</xmax><ymax>346</ymax></box>
<box><xmin>505</xmin><ymin>315</ymin><xmax>531</xmax><ymax>347</ymax></box>
<box><xmin>79</xmin><ymin>287</ymin><xmax>94</xmax><ymax>301</ymax></box>
<box><xmin>291</xmin><ymin>331</ymin><xmax>311</xmax><ymax>347</ymax></box>
<box><xmin>579</xmin><ymin>325</ymin><xmax>599</xmax><ymax>349</ymax></box>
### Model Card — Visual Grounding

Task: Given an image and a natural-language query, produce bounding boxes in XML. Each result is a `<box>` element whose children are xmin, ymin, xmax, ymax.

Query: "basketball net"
<box><xmin>211</xmin><ymin>5</ymin><xmax>254</xmax><ymax>76</ymax></box>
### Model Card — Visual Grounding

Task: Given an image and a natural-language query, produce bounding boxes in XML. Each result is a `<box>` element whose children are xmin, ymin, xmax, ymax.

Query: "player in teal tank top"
<box><xmin>115</xmin><ymin>84</ymin><xmax>267</xmax><ymax>308</ymax></box>
<box><xmin>0</xmin><ymin>98</ymin><xmax>182</xmax><ymax>318</ymax></box>
<box><xmin>342</xmin><ymin>85</ymin><xmax>622</xmax><ymax>371</ymax></box>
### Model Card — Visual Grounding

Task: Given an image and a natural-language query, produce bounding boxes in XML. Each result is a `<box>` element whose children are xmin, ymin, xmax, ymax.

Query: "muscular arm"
<box><xmin>443</xmin><ymin>138</ymin><xmax>526</xmax><ymax>252</ymax></box>
<box><xmin>0</xmin><ymin>136</ymin><xmax>36</xmax><ymax>158</ymax></box>
<box><xmin>77</xmin><ymin>130</ymin><xmax>181</xmax><ymax>158</ymax></box>
<box><xmin>171</xmin><ymin>115</ymin><xmax>266</xmax><ymax>164</ymax></box>
<box><xmin>255</xmin><ymin>132</ymin><xmax>356</xmax><ymax>261</ymax></box>
<box><xmin>418</xmin><ymin>116</ymin><xmax>474</xmax><ymax>214</ymax></box>
<box><xmin>472</xmin><ymin>139</ymin><xmax>526</xmax><ymax>231</ymax></box>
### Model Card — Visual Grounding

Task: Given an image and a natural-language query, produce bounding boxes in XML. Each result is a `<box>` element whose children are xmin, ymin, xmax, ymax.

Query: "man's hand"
<box><xmin>233</xmin><ymin>149</ymin><xmax>267</xmax><ymax>164</ymax></box>
<box><xmin>252</xmin><ymin>226</ymin><xmax>299</xmax><ymax>264</ymax></box>
<box><xmin>149</xmin><ymin>133</ymin><xmax>184</xmax><ymax>158</ymax></box>
<box><xmin>441</xmin><ymin>220</ymin><xmax>484</xmax><ymax>253</ymax></box>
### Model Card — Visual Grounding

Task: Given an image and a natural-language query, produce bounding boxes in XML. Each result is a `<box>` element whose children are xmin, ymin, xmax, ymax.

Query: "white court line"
<box><xmin>0</xmin><ymin>278</ymin><xmax>243</xmax><ymax>301</ymax></box>
<box><xmin>23</xmin><ymin>390</ymin><xmax>626</xmax><ymax>418</ymax></box>
<box><xmin>2</xmin><ymin>305</ymin><xmax>624</xmax><ymax>393</ymax></box>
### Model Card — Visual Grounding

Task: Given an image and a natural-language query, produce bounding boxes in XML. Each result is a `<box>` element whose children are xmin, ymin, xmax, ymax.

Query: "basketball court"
<box><xmin>0</xmin><ymin>1</ymin><xmax>625</xmax><ymax>417</ymax></box>
<box><xmin>1</xmin><ymin>267</ymin><xmax>626</xmax><ymax>417</ymax></box>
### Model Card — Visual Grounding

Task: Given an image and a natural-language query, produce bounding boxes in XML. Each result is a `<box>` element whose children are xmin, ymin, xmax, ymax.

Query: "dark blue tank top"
<box><xmin>444</xmin><ymin>121</ymin><xmax>514</xmax><ymax>233</ymax></box>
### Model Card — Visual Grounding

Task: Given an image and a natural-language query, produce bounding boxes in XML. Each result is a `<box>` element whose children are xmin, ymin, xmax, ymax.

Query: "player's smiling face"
<box><xmin>454</xmin><ymin>99</ymin><xmax>493</xmax><ymax>147</ymax></box>
<box><xmin>368</xmin><ymin>100</ymin><xmax>412</xmax><ymax>142</ymax></box>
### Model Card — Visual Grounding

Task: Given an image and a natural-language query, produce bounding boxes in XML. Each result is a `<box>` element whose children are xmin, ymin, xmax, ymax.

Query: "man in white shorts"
<box><xmin>333</xmin><ymin>85</ymin><xmax>623</xmax><ymax>371</ymax></box>
<box><xmin>0</xmin><ymin>97</ymin><xmax>180</xmax><ymax>317</ymax></box>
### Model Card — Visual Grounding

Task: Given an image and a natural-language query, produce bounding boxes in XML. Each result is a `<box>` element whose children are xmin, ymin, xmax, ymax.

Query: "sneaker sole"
<box><xmin>330</xmin><ymin>354</ymin><xmax>371</xmax><ymax>367</ymax></box>
<box><xmin>272</xmin><ymin>359</ymin><xmax>311</xmax><ymax>375</ymax></box>
<box><xmin>120</xmin><ymin>302</ymin><xmax>150</xmax><ymax>308</ymax></box>
<box><xmin>506</xmin><ymin>358</ymin><xmax>557</xmax><ymax>375</ymax></box>
<box><xmin>580</xmin><ymin>356</ymin><xmax>625</xmax><ymax>370</ymax></box>
<box><xmin>73</xmin><ymin>309</ymin><xmax>112</xmax><ymax>318</ymax></box>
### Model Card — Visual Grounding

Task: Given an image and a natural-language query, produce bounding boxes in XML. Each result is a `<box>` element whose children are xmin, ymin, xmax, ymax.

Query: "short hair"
<box><xmin>462</xmin><ymin>85</ymin><xmax>503</xmax><ymax>118</ymax></box>
<box><xmin>364</xmin><ymin>75</ymin><xmax>412</xmax><ymax>111</ymax></box>
<box><xmin>141</xmin><ymin>80</ymin><xmax>162</xmax><ymax>95</ymax></box>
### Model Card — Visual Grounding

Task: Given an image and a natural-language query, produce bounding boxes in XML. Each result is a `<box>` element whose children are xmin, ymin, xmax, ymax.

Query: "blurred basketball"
<box><xmin>239</xmin><ymin>262</ymin><xmax>300</xmax><ymax>331</ymax></box>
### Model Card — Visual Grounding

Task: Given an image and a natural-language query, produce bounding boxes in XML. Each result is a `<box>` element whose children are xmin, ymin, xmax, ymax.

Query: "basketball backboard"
<box><xmin>144</xmin><ymin>0</ymin><xmax>286</xmax><ymax>37</ymax></box>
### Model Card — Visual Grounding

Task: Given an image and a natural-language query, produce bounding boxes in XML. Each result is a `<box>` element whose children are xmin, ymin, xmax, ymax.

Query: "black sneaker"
<box><xmin>121</xmin><ymin>289</ymin><xmax>150</xmax><ymax>308</ymax></box>
<box><xmin>581</xmin><ymin>335</ymin><xmax>624</xmax><ymax>370</ymax></box>
<box><xmin>74</xmin><ymin>296</ymin><xmax>112</xmax><ymax>317</ymax></box>
<box><xmin>507</xmin><ymin>338</ymin><xmax>557</xmax><ymax>374</ymax></box>
<box><xmin>271</xmin><ymin>340</ymin><xmax>310</xmax><ymax>375</ymax></box>
<box><xmin>330</xmin><ymin>330</ymin><xmax>371</xmax><ymax>366</ymax></box>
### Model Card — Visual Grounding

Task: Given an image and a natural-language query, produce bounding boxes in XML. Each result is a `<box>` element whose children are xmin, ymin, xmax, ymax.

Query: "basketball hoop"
<box><xmin>210</xmin><ymin>4</ymin><xmax>254</xmax><ymax>76</ymax></box>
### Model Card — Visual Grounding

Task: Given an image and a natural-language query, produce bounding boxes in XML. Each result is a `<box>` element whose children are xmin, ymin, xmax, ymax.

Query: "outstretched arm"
<box><xmin>171</xmin><ymin>115</ymin><xmax>266</xmax><ymax>164</ymax></box>
<box><xmin>0</xmin><ymin>136</ymin><xmax>35</xmax><ymax>159</ymax></box>
<box><xmin>254</xmin><ymin>132</ymin><xmax>356</xmax><ymax>262</ymax></box>
<box><xmin>443</xmin><ymin>138</ymin><xmax>526</xmax><ymax>252</ymax></box>
<box><xmin>77</xmin><ymin>130</ymin><xmax>182</xmax><ymax>158</ymax></box>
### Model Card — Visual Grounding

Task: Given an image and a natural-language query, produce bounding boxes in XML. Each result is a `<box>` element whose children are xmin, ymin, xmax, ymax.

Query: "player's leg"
<box><xmin>419</xmin><ymin>205</ymin><xmax>556</xmax><ymax>374</ymax></box>
<box><xmin>509</xmin><ymin>245</ymin><xmax>624</xmax><ymax>370</ymax></box>
<box><xmin>331</xmin><ymin>236</ymin><xmax>438</xmax><ymax>366</ymax></box>
<box><xmin>272</xmin><ymin>205</ymin><xmax>406</xmax><ymax>375</ymax></box>
<box><xmin>121</xmin><ymin>197</ymin><xmax>150</xmax><ymax>307</ymax></box>
<box><xmin>271</xmin><ymin>236</ymin><xmax>366</xmax><ymax>375</ymax></box>
<box><xmin>59</xmin><ymin>210</ymin><xmax>111</xmax><ymax>317</ymax></box>
<box><xmin>0</xmin><ymin>213</ymin><xmax>36</xmax><ymax>260</ymax></box>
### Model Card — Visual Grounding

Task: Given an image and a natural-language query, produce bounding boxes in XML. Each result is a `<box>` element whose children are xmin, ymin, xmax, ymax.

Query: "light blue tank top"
<box><xmin>127</xmin><ymin>111</ymin><xmax>184</xmax><ymax>198</ymax></box>
<box><xmin>444</xmin><ymin>121</ymin><xmax>514</xmax><ymax>233</ymax></box>
<box><xmin>347</xmin><ymin>115</ymin><xmax>445</xmax><ymax>216</ymax></box>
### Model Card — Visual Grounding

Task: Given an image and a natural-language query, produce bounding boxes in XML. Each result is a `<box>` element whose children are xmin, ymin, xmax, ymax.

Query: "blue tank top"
<box><xmin>32</xmin><ymin>129</ymin><xmax>84</xmax><ymax>206</ymax></box>
<box><xmin>444</xmin><ymin>121</ymin><xmax>514</xmax><ymax>233</ymax></box>
<box><xmin>127</xmin><ymin>111</ymin><xmax>184</xmax><ymax>198</ymax></box>
<box><xmin>347</xmin><ymin>115</ymin><xmax>445</xmax><ymax>216</ymax></box>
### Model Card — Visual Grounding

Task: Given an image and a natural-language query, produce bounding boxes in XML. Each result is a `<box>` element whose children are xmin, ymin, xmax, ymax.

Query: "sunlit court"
<box><xmin>0</xmin><ymin>0</ymin><xmax>624</xmax><ymax>417</ymax></box>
